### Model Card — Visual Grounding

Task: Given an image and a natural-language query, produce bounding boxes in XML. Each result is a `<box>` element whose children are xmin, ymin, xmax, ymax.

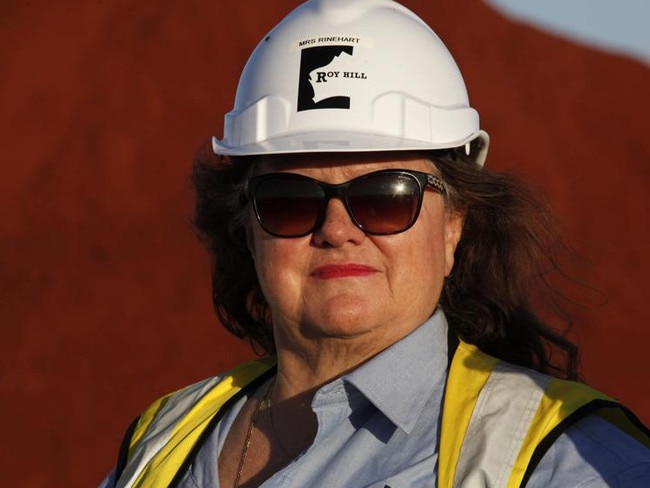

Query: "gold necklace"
<box><xmin>265</xmin><ymin>385</ymin><xmax>294</xmax><ymax>460</ymax></box>
<box><xmin>233</xmin><ymin>382</ymin><xmax>273</xmax><ymax>488</ymax></box>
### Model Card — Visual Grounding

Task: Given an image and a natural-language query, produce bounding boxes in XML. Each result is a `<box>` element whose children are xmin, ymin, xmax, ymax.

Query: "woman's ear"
<box><xmin>444</xmin><ymin>210</ymin><xmax>465</xmax><ymax>277</ymax></box>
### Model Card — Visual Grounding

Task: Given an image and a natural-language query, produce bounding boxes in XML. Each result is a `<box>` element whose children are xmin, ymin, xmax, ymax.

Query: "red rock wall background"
<box><xmin>2</xmin><ymin>1</ymin><xmax>648</xmax><ymax>486</ymax></box>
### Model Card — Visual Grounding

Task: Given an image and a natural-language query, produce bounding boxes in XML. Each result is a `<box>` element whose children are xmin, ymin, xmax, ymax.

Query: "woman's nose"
<box><xmin>311</xmin><ymin>198</ymin><xmax>366</xmax><ymax>247</ymax></box>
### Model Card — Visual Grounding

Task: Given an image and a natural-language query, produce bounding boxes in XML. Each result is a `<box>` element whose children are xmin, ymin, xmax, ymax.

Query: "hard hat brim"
<box><xmin>212</xmin><ymin>130</ymin><xmax>489</xmax><ymax>165</ymax></box>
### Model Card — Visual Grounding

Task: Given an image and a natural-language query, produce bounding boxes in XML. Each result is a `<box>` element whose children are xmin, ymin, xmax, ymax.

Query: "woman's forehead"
<box><xmin>251</xmin><ymin>151</ymin><xmax>435</xmax><ymax>174</ymax></box>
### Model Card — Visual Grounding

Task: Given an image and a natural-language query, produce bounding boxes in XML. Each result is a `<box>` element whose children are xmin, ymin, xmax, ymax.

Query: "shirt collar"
<box><xmin>344</xmin><ymin>309</ymin><xmax>449</xmax><ymax>434</ymax></box>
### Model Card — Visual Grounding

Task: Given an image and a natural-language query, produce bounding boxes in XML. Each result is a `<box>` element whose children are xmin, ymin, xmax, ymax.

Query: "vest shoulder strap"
<box><xmin>437</xmin><ymin>341</ymin><xmax>639</xmax><ymax>488</ymax></box>
<box><xmin>115</xmin><ymin>358</ymin><xmax>275</xmax><ymax>488</ymax></box>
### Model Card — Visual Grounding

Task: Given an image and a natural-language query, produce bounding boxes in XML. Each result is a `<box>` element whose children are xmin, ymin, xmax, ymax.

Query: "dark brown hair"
<box><xmin>434</xmin><ymin>149</ymin><xmax>580</xmax><ymax>379</ymax></box>
<box><xmin>191</xmin><ymin>144</ymin><xmax>580</xmax><ymax>379</ymax></box>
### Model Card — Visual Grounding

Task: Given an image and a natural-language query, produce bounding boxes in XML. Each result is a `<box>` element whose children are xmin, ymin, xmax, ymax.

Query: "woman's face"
<box><xmin>246</xmin><ymin>152</ymin><xmax>464</xmax><ymax>354</ymax></box>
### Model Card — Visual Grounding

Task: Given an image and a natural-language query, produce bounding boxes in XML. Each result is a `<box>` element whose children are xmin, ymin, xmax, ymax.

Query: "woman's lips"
<box><xmin>310</xmin><ymin>264</ymin><xmax>378</xmax><ymax>279</ymax></box>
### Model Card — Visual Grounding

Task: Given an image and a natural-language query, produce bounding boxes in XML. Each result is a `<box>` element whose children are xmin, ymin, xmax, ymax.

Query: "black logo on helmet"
<box><xmin>297</xmin><ymin>45</ymin><xmax>353</xmax><ymax>111</ymax></box>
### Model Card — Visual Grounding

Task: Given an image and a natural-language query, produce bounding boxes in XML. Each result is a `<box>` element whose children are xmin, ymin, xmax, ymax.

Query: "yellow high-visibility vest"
<box><xmin>113</xmin><ymin>343</ymin><xmax>649</xmax><ymax>488</ymax></box>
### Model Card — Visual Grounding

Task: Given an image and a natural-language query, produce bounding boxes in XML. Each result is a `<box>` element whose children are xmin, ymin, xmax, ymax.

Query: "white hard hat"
<box><xmin>213</xmin><ymin>0</ymin><xmax>489</xmax><ymax>165</ymax></box>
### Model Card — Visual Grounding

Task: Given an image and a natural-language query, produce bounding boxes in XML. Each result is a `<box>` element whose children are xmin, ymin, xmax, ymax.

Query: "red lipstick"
<box><xmin>311</xmin><ymin>264</ymin><xmax>377</xmax><ymax>279</ymax></box>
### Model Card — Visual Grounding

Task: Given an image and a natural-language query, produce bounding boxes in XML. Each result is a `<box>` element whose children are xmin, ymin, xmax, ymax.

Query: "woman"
<box><xmin>103</xmin><ymin>0</ymin><xmax>650</xmax><ymax>487</ymax></box>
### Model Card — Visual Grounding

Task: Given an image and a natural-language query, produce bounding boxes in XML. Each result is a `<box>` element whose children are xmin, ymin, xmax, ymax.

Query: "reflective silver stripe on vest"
<box><xmin>116</xmin><ymin>376</ymin><xmax>224</xmax><ymax>488</ymax></box>
<box><xmin>452</xmin><ymin>362</ymin><xmax>551</xmax><ymax>488</ymax></box>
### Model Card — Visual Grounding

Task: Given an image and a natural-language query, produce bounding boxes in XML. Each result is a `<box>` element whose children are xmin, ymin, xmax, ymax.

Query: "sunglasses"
<box><xmin>245</xmin><ymin>169</ymin><xmax>446</xmax><ymax>238</ymax></box>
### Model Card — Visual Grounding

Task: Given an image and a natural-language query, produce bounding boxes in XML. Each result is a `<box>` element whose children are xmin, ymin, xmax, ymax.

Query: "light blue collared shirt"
<box><xmin>170</xmin><ymin>311</ymin><xmax>650</xmax><ymax>487</ymax></box>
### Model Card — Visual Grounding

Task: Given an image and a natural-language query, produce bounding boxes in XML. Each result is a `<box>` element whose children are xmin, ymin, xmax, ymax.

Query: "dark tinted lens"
<box><xmin>253</xmin><ymin>177</ymin><xmax>324</xmax><ymax>237</ymax></box>
<box><xmin>347</xmin><ymin>173</ymin><xmax>420</xmax><ymax>234</ymax></box>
